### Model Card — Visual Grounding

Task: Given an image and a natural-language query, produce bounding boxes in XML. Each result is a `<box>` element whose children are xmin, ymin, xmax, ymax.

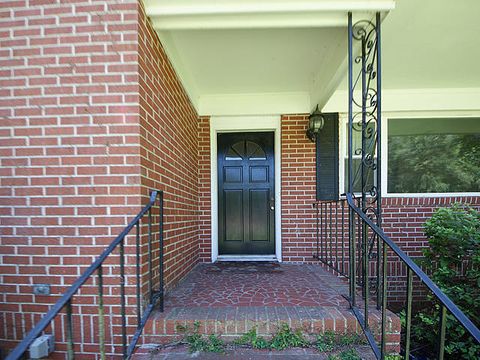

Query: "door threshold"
<box><xmin>216</xmin><ymin>255</ymin><xmax>277</xmax><ymax>262</ymax></box>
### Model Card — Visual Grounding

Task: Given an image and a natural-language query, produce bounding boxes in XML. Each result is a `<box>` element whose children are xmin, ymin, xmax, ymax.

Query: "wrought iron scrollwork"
<box><xmin>348</xmin><ymin>13</ymin><xmax>382</xmax><ymax>298</ymax></box>
<box><xmin>350</xmin><ymin>19</ymin><xmax>379</xmax><ymax>208</ymax></box>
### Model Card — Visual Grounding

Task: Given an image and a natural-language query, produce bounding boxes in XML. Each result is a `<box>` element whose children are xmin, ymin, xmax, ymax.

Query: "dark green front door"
<box><xmin>218</xmin><ymin>132</ymin><xmax>275</xmax><ymax>255</ymax></box>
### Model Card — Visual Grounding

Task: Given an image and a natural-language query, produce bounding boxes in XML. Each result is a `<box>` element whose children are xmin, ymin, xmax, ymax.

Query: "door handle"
<box><xmin>269</xmin><ymin>197</ymin><xmax>275</xmax><ymax>211</ymax></box>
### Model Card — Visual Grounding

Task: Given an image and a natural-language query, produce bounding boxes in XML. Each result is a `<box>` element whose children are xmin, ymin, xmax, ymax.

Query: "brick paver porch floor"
<box><xmin>141</xmin><ymin>262</ymin><xmax>400</xmax><ymax>352</ymax></box>
<box><xmin>165</xmin><ymin>262</ymin><xmax>349</xmax><ymax>308</ymax></box>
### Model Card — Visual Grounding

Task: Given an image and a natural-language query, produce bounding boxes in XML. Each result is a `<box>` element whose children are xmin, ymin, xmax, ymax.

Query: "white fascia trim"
<box><xmin>150</xmin><ymin>12</ymin><xmax>375</xmax><ymax>30</ymax></box>
<box><xmin>323</xmin><ymin>88</ymin><xmax>480</xmax><ymax>113</ymax></box>
<box><xmin>146</xmin><ymin>0</ymin><xmax>395</xmax><ymax>30</ymax></box>
<box><xmin>210</xmin><ymin>115</ymin><xmax>282</xmax><ymax>263</ymax></box>
<box><xmin>199</xmin><ymin>92</ymin><xmax>310</xmax><ymax>116</ymax></box>
<box><xmin>145</xmin><ymin>1</ymin><xmax>395</xmax><ymax>16</ymax></box>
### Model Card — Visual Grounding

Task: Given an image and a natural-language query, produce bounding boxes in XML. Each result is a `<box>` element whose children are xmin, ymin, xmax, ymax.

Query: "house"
<box><xmin>0</xmin><ymin>0</ymin><xmax>479</xmax><ymax>358</ymax></box>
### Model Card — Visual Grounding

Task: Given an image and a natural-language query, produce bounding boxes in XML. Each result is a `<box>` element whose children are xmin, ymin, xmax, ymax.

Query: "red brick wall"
<box><xmin>0</xmin><ymin>1</ymin><xmax>141</xmax><ymax>355</ymax></box>
<box><xmin>137</xmin><ymin>1</ymin><xmax>200</xmax><ymax>290</ymax></box>
<box><xmin>0</xmin><ymin>0</ymin><xmax>201</xmax><ymax>356</ymax></box>
<box><xmin>280</xmin><ymin>114</ymin><xmax>318</xmax><ymax>262</ymax></box>
<box><xmin>198</xmin><ymin>117</ymin><xmax>212</xmax><ymax>262</ymax></box>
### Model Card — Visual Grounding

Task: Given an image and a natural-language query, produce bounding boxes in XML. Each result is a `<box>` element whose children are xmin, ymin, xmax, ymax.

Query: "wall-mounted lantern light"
<box><xmin>306</xmin><ymin>105</ymin><xmax>325</xmax><ymax>142</ymax></box>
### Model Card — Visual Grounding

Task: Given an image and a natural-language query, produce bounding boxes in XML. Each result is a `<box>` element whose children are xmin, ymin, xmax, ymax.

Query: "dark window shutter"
<box><xmin>316</xmin><ymin>113</ymin><xmax>339</xmax><ymax>201</ymax></box>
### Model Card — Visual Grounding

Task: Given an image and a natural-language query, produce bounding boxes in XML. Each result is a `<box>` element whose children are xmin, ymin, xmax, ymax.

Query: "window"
<box><xmin>387</xmin><ymin>118</ymin><xmax>480</xmax><ymax>193</ymax></box>
<box><xmin>343</xmin><ymin>122</ymin><xmax>377</xmax><ymax>194</ymax></box>
<box><xmin>225</xmin><ymin>140</ymin><xmax>267</xmax><ymax>161</ymax></box>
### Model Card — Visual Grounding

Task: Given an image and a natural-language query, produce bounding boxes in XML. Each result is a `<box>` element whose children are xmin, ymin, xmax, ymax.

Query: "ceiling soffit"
<box><xmin>143</xmin><ymin>0</ymin><xmax>395</xmax><ymax>115</ymax></box>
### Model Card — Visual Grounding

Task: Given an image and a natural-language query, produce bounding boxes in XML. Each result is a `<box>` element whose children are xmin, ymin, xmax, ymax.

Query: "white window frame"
<box><xmin>338</xmin><ymin>114</ymin><xmax>378</xmax><ymax>196</ymax></box>
<box><xmin>339</xmin><ymin>112</ymin><xmax>480</xmax><ymax>198</ymax></box>
<box><xmin>383</xmin><ymin>113</ymin><xmax>480</xmax><ymax>197</ymax></box>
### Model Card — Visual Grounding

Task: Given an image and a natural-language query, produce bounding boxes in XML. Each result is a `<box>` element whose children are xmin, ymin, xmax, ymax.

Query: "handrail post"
<box><xmin>159</xmin><ymin>191</ymin><xmax>165</xmax><ymax>312</ymax></box>
<box><xmin>334</xmin><ymin>203</ymin><xmax>338</xmax><ymax>268</ymax></box>
<box><xmin>119</xmin><ymin>237</ymin><xmax>127</xmax><ymax>359</ymax></box>
<box><xmin>321</xmin><ymin>203</ymin><xmax>324</xmax><ymax>260</ymax></box>
<box><xmin>97</xmin><ymin>265</ymin><xmax>106</xmax><ymax>360</ymax></box>
<box><xmin>148</xmin><ymin>205</ymin><xmax>153</xmax><ymax>304</ymax></box>
<box><xmin>66</xmin><ymin>299</ymin><xmax>74</xmax><ymax>360</ymax></box>
<box><xmin>315</xmin><ymin>203</ymin><xmax>319</xmax><ymax>260</ymax></box>
<box><xmin>375</xmin><ymin>11</ymin><xmax>383</xmax><ymax>310</ymax></box>
<box><xmin>380</xmin><ymin>238</ymin><xmax>387</xmax><ymax>359</ymax></box>
<box><xmin>135</xmin><ymin>221</ymin><xmax>141</xmax><ymax>327</ymax></box>
<box><xmin>347</xmin><ymin>11</ymin><xmax>356</xmax><ymax>307</ymax></box>
<box><xmin>360</xmin><ymin>25</ymin><xmax>369</xmax><ymax>330</ymax></box>
<box><xmin>404</xmin><ymin>268</ymin><xmax>413</xmax><ymax>359</ymax></box>
<box><xmin>341</xmin><ymin>201</ymin><xmax>345</xmax><ymax>275</ymax></box>
<box><xmin>438</xmin><ymin>305</ymin><xmax>447</xmax><ymax>360</ymax></box>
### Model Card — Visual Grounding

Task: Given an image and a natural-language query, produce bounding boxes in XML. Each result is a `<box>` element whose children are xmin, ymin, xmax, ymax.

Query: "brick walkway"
<box><xmin>141</xmin><ymin>262</ymin><xmax>400</xmax><ymax>352</ymax></box>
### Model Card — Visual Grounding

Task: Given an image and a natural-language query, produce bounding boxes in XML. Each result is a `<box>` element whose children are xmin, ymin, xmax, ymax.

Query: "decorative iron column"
<box><xmin>347</xmin><ymin>12</ymin><xmax>356</xmax><ymax>307</ymax></box>
<box><xmin>347</xmin><ymin>11</ymin><xmax>382</xmax><ymax>312</ymax></box>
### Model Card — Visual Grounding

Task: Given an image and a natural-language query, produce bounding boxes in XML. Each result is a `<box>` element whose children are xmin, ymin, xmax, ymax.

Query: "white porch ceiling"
<box><xmin>143</xmin><ymin>0</ymin><xmax>394</xmax><ymax>115</ymax></box>
<box><xmin>325</xmin><ymin>0</ymin><xmax>480</xmax><ymax>113</ymax></box>
<box><xmin>382</xmin><ymin>0</ymin><xmax>480</xmax><ymax>90</ymax></box>
<box><xmin>145</xmin><ymin>0</ymin><xmax>480</xmax><ymax>115</ymax></box>
<box><xmin>159</xmin><ymin>27</ymin><xmax>347</xmax><ymax>114</ymax></box>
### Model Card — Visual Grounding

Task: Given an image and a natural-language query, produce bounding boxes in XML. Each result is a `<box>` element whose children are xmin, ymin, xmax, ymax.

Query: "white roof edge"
<box><xmin>145</xmin><ymin>1</ymin><xmax>395</xmax><ymax>17</ymax></box>
<box><xmin>151</xmin><ymin>12</ymin><xmax>373</xmax><ymax>30</ymax></box>
<box><xmin>145</xmin><ymin>0</ymin><xmax>394</xmax><ymax>29</ymax></box>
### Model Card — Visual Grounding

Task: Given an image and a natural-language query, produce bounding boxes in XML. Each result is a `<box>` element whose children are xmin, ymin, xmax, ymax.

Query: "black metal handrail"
<box><xmin>313</xmin><ymin>196</ymin><xmax>375</xmax><ymax>290</ymax></box>
<box><xmin>6</xmin><ymin>190</ymin><xmax>164</xmax><ymax>360</ymax></box>
<box><xmin>344</xmin><ymin>192</ymin><xmax>480</xmax><ymax>359</ymax></box>
<box><xmin>312</xmin><ymin>199</ymin><xmax>349</xmax><ymax>278</ymax></box>
<box><xmin>341</xmin><ymin>9</ymin><xmax>479</xmax><ymax>359</ymax></box>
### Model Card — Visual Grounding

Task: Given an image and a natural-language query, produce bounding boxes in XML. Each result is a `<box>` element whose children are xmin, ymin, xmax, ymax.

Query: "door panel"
<box><xmin>249</xmin><ymin>189</ymin><xmax>270</xmax><ymax>241</ymax></box>
<box><xmin>218</xmin><ymin>132</ymin><xmax>275</xmax><ymax>255</ymax></box>
<box><xmin>224</xmin><ymin>166</ymin><xmax>242</xmax><ymax>183</ymax></box>
<box><xmin>250</xmin><ymin>166</ymin><xmax>268</xmax><ymax>182</ymax></box>
<box><xmin>224</xmin><ymin>190</ymin><xmax>243</xmax><ymax>241</ymax></box>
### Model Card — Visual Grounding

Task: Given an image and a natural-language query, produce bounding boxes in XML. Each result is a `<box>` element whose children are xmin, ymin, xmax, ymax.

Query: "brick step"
<box><xmin>141</xmin><ymin>305</ymin><xmax>401</xmax><ymax>351</ymax></box>
<box><xmin>132</xmin><ymin>344</ymin><xmax>378</xmax><ymax>359</ymax></box>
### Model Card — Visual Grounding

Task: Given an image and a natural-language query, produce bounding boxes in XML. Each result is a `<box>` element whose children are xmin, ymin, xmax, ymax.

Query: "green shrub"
<box><xmin>411</xmin><ymin>204</ymin><xmax>480</xmax><ymax>359</ymax></box>
<box><xmin>181</xmin><ymin>321</ymin><xmax>225</xmax><ymax>353</ymax></box>
<box><xmin>269</xmin><ymin>323</ymin><xmax>308</xmax><ymax>350</ymax></box>
<box><xmin>316</xmin><ymin>331</ymin><xmax>336</xmax><ymax>352</ymax></box>
<box><xmin>234</xmin><ymin>327</ymin><xmax>269</xmax><ymax>349</ymax></box>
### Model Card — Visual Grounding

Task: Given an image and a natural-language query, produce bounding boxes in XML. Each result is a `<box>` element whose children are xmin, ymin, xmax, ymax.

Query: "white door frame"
<box><xmin>210</xmin><ymin>115</ymin><xmax>282</xmax><ymax>262</ymax></box>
